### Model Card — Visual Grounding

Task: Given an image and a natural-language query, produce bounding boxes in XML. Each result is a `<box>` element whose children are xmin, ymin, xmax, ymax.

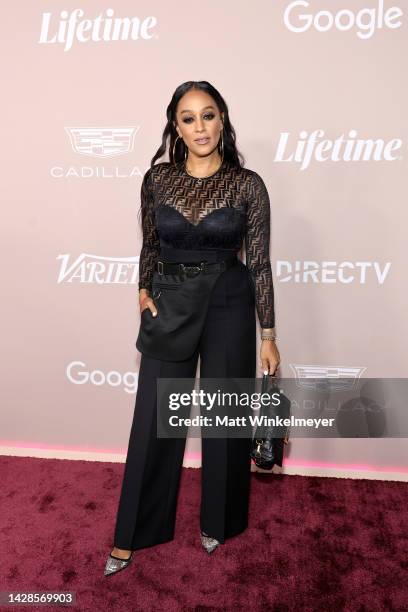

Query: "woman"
<box><xmin>104</xmin><ymin>81</ymin><xmax>280</xmax><ymax>576</ymax></box>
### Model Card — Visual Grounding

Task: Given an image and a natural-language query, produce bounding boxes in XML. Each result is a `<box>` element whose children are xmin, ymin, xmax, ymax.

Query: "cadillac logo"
<box><xmin>65</xmin><ymin>126</ymin><xmax>139</xmax><ymax>158</ymax></box>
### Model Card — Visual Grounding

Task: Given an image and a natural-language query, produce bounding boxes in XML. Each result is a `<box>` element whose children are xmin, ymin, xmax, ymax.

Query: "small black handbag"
<box><xmin>250</xmin><ymin>373</ymin><xmax>291</xmax><ymax>470</ymax></box>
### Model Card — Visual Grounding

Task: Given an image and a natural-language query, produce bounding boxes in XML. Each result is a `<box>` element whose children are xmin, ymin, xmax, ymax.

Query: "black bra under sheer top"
<box><xmin>138</xmin><ymin>159</ymin><xmax>275</xmax><ymax>329</ymax></box>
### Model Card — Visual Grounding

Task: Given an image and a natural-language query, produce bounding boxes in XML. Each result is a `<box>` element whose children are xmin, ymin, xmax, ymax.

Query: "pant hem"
<box><xmin>113</xmin><ymin>535</ymin><xmax>175</xmax><ymax>552</ymax></box>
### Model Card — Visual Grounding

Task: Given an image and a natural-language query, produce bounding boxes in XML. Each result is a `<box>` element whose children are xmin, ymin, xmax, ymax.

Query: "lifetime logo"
<box><xmin>284</xmin><ymin>0</ymin><xmax>403</xmax><ymax>40</ymax></box>
<box><xmin>38</xmin><ymin>8</ymin><xmax>158</xmax><ymax>52</ymax></box>
<box><xmin>274</xmin><ymin>130</ymin><xmax>402</xmax><ymax>171</ymax></box>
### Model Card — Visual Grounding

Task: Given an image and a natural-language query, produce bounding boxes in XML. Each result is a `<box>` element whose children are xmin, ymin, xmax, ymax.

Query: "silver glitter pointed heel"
<box><xmin>104</xmin><ymin>550</ymin><xmax>133</xmax><ymax>576</ymax></box>
<box><xmin>200</xmin><ymin>530</ymin><xmax>220</xmax><ymax>554</ymax></box>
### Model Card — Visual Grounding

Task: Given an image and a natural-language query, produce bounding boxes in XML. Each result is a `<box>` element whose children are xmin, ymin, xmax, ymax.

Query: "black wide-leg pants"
<box><xmin>113</xmin><ymin>255</ymin><xmax>256</xmax><ymax>551</ymax></box>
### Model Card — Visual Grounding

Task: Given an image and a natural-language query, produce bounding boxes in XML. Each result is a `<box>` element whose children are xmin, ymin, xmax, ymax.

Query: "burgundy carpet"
<box><xmin>0</xmin><ymin>455</ymin><xmax>407</xmax><ymax>611</ymax></box>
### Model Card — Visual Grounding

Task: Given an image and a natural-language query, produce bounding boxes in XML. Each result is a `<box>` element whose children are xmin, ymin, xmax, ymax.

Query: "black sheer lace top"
<box><xmin>138</xmin><ymin>159</ymin><xmax>275</xmax><ymax>328</ymax></box>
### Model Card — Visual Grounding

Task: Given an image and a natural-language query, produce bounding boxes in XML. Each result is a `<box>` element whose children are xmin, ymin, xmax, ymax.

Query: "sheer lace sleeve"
<box><xmin>245</xmin><ymin>171</ymin><xmax>275</xmax><ymax>329</ymax></box>
<box><xmin>138</xmin><ymin>167</ymin><xmax>160</xmax><ymax>293</ymax></box>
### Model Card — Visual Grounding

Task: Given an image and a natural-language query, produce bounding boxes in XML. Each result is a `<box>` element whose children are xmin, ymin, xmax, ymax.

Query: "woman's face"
<box><xmin>174</xmin><ymin>90</ymin><xmax>224</xmax><ymax>159</ymax></box>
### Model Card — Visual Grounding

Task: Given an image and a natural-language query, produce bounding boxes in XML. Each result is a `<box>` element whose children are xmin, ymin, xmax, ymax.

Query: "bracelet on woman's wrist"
<box><xmin>261</xmin><ymin>327</ymin><xmax>276</xmax><ymax>341</ymax></box>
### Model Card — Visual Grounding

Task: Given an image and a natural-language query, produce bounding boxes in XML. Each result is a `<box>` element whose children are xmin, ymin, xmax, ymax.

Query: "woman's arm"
<box><xmin>245</xmin><ymin>170</ymin><xmax>280</xmax><ymax>373</ymax></box>
<box><xmin>245</xmin><ymin>170</ymin><xmax>276</xmax><ymax>330</ymax></box>
<box><xmin>138</xmin><ymin>168</ymin><xmax>160</xmax><ymax>298</ymax></box>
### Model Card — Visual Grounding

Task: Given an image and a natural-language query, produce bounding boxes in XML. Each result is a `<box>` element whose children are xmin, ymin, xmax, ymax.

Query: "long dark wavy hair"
<box><xmin>149</xmin><ymin>80</ymin><xmax>245</xmax><ymax>169</ymax></box>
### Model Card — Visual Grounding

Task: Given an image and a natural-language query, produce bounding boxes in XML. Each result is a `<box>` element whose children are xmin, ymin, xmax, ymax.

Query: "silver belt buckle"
<box><xmin>180</xmin><ymin>261</ymin><xmax>205</xmax><ymax>277</ymax></box>
<box><xmin>157</xmin><ymin>261</ymin><xmax>164</xmax><ymax>275</ymax></box>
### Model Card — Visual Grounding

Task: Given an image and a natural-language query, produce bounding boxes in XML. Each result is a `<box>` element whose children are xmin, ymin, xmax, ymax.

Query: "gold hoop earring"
<box><xmin>218</xmin><ymin>132</ymin><xmax>224</xmax><ymax>163</ymax></box>
<box><xmin>172</xmin><ymin>136</ymin><xmax>180</xmax><ymax>166</ymax></box>
<box><xmin>172</xmin><ymin>135</ymin><xmax>188</xmax><ymax>166</ymax></box>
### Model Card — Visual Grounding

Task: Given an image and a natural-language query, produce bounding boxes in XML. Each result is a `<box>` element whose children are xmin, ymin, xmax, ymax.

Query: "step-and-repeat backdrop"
<box><xmin>2</xmin><ymin>1</ymin><xmax>407</xmax><ymax>478</ymax></box>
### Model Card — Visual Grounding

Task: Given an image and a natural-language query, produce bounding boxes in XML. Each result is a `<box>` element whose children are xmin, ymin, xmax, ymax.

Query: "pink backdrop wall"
<box><xmin>1</xmin><ymin>1</ymin><xmax>407</xmax><ymax>479</ymax></box>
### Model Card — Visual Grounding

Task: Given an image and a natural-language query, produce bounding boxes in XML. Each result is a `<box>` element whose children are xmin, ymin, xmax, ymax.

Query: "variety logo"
<box><xmin>67</xmin><ymin>361</ymin><xmax>138</xmax><ymax>393</ymax></box>
<box><xmin>50</xmin><ymin>126</ymin><xmax>144</xmax><ymax>179</ymax></box>
<box><xmin>284</xmin><ymin>0</ymin><xmax>403</xmax><ymax>40</ymax></box>
<box><xmin>56</xmin><ymin>253</ymin><xmax>139</xmax><ymax>284</ymax></box>
<box><xmin>274</xmin><ymin>130</ymin><xmax>402</xmax><ymax>171</ymax></box>
<box><xmin>39</xmin><ymin>8</ymin><xmax>158</xmax><ymax>52</ymax></box>
<box><xmin>276</xmin><ymin>261</ymin><xmax>391</xmax><ymax>284</ymax></box>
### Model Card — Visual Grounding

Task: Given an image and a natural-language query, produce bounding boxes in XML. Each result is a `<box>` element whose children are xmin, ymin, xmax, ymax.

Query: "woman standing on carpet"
<box><xmin>104</xmin><ymin>80</ymin><xmax>280</xmax><ymax>576</ymax></box>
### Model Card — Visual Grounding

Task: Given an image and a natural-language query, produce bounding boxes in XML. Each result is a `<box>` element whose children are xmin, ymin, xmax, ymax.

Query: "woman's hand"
<box><xmin>139</xmin><ymin>289</ymin><xmax>157</xmax><ymax>317</ymax></box>
<box><xmin>259</xmin><ymin>339</ymin><xmax>280</xmax><ymax>375</ymax></box>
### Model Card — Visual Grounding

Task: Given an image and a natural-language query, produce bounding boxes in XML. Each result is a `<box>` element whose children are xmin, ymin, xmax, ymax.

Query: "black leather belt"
<box><xmin>155</xmin><ymin>255</ymin><xmax>238</xmax><ymax>277</ymax></box>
